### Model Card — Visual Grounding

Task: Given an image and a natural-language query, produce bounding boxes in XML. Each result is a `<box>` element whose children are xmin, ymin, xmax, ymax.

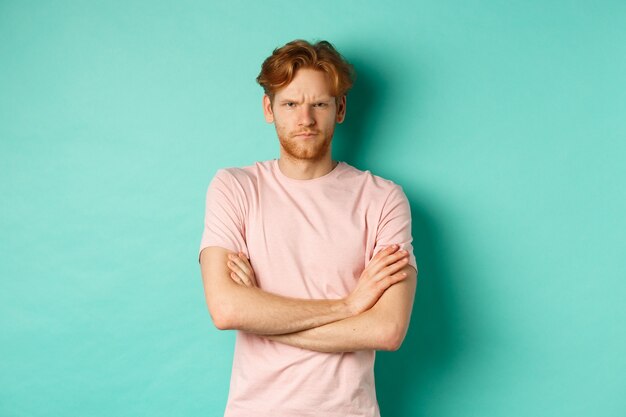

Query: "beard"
<box><xmin>276</xmin><ymin>127</ymin><xmax>334</xmax><ymax>162</ymax></box>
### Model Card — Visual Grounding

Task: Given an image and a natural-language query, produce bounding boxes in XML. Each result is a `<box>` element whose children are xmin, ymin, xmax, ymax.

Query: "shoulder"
<box><xmin>339</xmin><ymin>162</ymin><xmax>406</xmax><ymax>198</ymax></box>
<box><xmin>209</xmin><ymin>160</ymin><xmax>274</xmax><ymax>201</ymax></box>
<box><xmin>213</xmin><ymin>159</ymin><xmax>272</xmax><ymax>184</ymax></box>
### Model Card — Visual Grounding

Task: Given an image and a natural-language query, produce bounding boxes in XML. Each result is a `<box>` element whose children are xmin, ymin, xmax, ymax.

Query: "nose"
<box><xmin>298</xmin><ymin>105</ymin><xmax>315</xmax><ymax>127</ymax></box>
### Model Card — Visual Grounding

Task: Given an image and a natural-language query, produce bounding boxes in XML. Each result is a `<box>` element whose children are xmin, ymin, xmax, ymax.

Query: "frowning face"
<box><xmin>263</xmin><ymin>68</ymin><xmax>346</xmax><ymax>162</ymax></box>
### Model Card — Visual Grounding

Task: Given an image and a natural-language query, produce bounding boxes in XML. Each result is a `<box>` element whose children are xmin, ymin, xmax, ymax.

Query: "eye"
<box><xmin>314</xmin><ymin>102</ymin><xmax>328</xmax><ymax>108</ymax></box>
<box><xmin>285</xmin><ymin>102</ymin><xmax>296</xmax><ymax>107</ymax></box>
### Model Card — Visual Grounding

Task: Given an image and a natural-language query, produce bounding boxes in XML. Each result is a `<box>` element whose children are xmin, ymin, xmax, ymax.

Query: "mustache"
<box><xmin>293</xmin><ymin>130</ymin><xmax>319</xmax><ymax>135</ymax></box>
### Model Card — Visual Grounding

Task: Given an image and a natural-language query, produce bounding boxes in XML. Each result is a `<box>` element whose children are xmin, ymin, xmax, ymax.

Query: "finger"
<box><xmin>375</xmin><ymin>257</ymin><xmax>409</xmax><ymax>280</ymax></box>
<box><xmin>229</xmin><ymin>255</ymin><xmax>252</xmax><ymax>277</ymax></box>
<box><xmin>381</xmin><ymin>249</ymin><xmax>409</xmax><ymax>265</ymax></box>
<box><xmin>238</xmin><ymin>253</ymin><xmax>258</xmax><ymax>287</ymax></box>
<box><xmin>232</xmin><ymin>268</ymin><xmax>252</xmax><ymax>287</ymax></box>
<box><xmin>376</xmin><ymin>270</ymin><xmax>408</xmax><ymax>290</ymax></box>
<box><xmin>369</xmin><ymin>245</ymin><xmax>400</xmax><ymax>270</ymax></box>
<box><xmin>229</xmin><ymin>270</ymin><xmax>244</xmax><ymax>285</ymax></box>
<box><xmin>249</xmin><ymin>275</ymin><xmax>258</xmax><ymax>287</ymax></box>
<box><xmin>376</xmin><ymin>245</ymin><xmax>400</xmax><ymax>259</ymax></box>
<box><xmin>371</xmin><ymin>248</ymin><xmax>408</xmax><ymax>274</ymax></box>
<box><xmin>243</xmin><ymin>266</ymin><xmax>258</xmax><ymax>287</ymax></box>
<box><xmin>237</xmin><ymin>252</ymin><xmax>253</xmax><ymax>270</ymax></box>
<box><xmin>228</xmin><ymin>261</ymin><xmax>253</xmax><ymax>287</ymax></box>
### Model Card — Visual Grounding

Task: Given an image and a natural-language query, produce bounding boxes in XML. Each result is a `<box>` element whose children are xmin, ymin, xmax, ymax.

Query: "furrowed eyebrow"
<box><xmin>279</xmin><ymin>97</ymin><xmax>332</xmax><ymax>103</ymax></box>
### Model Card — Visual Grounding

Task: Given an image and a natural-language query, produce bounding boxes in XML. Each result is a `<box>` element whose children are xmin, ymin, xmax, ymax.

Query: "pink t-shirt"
<box><xmin>198</xmin><ymin>158</ymin><xmax>417</xmax><ymax>417</ymax></box>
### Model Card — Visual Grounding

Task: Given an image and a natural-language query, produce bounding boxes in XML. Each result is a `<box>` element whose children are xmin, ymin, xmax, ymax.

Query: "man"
<box><xmin>198</xmin><ymin>39</ymin><xmax>418</xmax><ymax>417</ymax></box>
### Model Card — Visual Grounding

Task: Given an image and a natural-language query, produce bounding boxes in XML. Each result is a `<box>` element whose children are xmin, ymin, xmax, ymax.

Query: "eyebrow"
<box><xmin>279</xmin><ymin>97</ymin><xmax>332</xmax><ymax>103</ymax></box>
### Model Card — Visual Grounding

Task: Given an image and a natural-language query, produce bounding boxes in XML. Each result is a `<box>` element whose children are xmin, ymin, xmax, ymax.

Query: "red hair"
<box><xmin>256</xmin><ymin>39</ymin><xmax>355</xmax><ymax>104</ymax></box>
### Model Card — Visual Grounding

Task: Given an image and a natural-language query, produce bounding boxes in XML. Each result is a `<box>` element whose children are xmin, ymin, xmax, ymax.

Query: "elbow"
<box><xmin>381</xmin><ymin>323</ymin><xmax>406</xmax><ymax>352</ymax></box>
<box><xmin>387</xmin><ymin>335</ymin><xmax>404</xmax><ymax>352</ymax></box>
<box><xmin>208</xmin><ymin>301</ymin><xmax>236</xmax><ymax>331</ymax></box>
<box><xmin>203</xmin><ymin>281</ymin><xmax>242</xmax><ymax>331</ymax></box>
<box><xmin>212</xmin><ymin>312</ymin><xmax>231</xmax><ymax>331</ymax></box>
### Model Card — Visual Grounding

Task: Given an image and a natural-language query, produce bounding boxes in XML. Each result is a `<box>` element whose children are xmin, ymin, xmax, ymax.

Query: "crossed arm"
<box><xmin>199</xmin><ymin>245</ymin><xmax>417</xmax><ymax>353</ymax></box>
<box><xmin>261</xmin><ymin>265</ymin><xmax>417</xmax><ymax>353</ymax></box>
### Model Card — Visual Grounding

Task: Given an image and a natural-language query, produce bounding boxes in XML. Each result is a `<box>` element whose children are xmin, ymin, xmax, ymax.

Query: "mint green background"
<box><xmin>1</xmin><ymin>1</ymin><xmax>624</xmax><ymax>416</ymax></box>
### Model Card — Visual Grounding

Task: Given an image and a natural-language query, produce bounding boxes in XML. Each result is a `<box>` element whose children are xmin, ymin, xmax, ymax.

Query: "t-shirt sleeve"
<box><xmin>198</xmin><ymin>169</ymin><xmax>249</xmax><ymax>263</ymax></box>
<box><xmin>372</xmin><ymin>184</ymin><xmax>418</xmax><ymax>273</ymax></box>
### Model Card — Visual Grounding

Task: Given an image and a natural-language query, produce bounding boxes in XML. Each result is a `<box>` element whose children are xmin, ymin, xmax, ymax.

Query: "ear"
<box><xmin>336</xmin><ymin>95</ymin><xmax>347</xmax><ymax>123</ymax></box>
<box><xmin>263</xmin><ymin>94</ymin><xmax>274</xmax><ymax>123</ymax></box>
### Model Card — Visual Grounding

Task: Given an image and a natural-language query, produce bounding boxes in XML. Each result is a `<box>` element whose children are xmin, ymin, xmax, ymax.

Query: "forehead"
<box><xmin>275</xmin><ymin>68</ymin><xmax>334</xmax><ymax>98</ymax></box>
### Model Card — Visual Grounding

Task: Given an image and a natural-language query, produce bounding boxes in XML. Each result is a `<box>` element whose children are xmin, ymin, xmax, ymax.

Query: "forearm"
<box><xmin>215</xmin><ymin>283</ymin><xmax>354</xmax><ymax>335</ymax></box>
<box><xmin>260</xmin><ymin>269</ymin><xmax>417</xmax><ymax>353</ymax></box>
<box><xmin>261</xmin><ymin>306</ymin><xmax>396</xmax><ymax>353</ymax></box>
<box><xmin>208</xmin><ymin>245</ymin><xmax>414</xmax><ymax>340</ymax></box>
<box><xmin>201</xmin><ymin>247</ymin><xmax>355</xmax><ymax>335</ymax></box>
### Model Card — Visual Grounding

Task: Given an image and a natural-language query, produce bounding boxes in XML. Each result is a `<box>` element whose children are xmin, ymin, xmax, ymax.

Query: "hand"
<box><xmin>226</xmin><ymin>252</ymin><xmax>258</xmax><ymax>288</ymax></box>
<box><xmin>345</xmin><ymin>244</ymin><xmax>410</xmax><ymax>315</ymax></box>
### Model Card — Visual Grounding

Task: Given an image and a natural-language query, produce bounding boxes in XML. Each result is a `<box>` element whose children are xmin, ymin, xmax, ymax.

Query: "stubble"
<box><xmin>276</xmin><ymin>126</ymin><xmax>334</xmax><ymax>162</ymax></box>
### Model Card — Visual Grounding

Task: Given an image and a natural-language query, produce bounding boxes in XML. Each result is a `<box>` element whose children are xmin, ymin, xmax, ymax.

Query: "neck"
<box><xmin>277</xmin><ymin>155</ymin><xmax>338</xmax><ymax>180</ymax></box>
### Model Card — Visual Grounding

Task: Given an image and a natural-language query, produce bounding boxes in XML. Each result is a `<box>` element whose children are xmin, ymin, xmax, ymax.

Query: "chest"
<box><xmin>245</xmin><ymin>184</ymin><xmax>378</xmax><ymax>297</ymax></box>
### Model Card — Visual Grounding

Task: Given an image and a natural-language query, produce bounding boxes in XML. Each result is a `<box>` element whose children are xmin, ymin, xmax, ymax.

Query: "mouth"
<box><xmin>294</xmin><ymin>132</ymin><xmax>319</xmax><ymax>138</ymax></box>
